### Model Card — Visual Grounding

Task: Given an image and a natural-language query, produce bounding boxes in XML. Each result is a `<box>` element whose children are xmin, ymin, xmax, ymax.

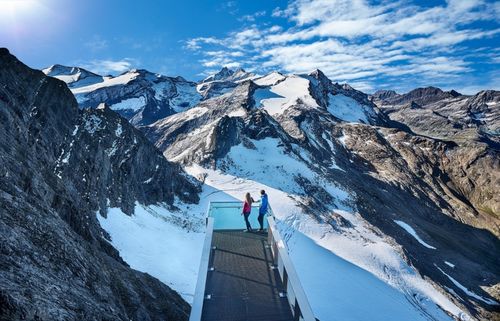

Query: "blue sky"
<box><xmin>1</xmin><ymin>0</ymin><xmax>499</xmax><ymax>93</ymax></box>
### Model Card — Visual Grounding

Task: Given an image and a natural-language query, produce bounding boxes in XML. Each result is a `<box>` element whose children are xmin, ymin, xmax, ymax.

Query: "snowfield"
<box><xmin>97</xmin><ymin>203</ymin><xmax>205</xmax><ymax>302</ymax></box>
<box><xmin>110</xmin><ymin>96</ymin><xmax>146</xmax><ymax>111</ymax></box>
<box><xmin>327</xmin><ymin>93</ymin><xmax>372</xmax><ymax>123</ymax></box>
<box><xmin>253</xmin><ymin>75</ymin><xmax>319</xmax><ymax>115</ymax></box>
<box><xmin>72</xmin><ymin>71</ymin><xmax>140</xmax><ymax>95</ymax></box>
<box><xmin>96</xmin><ymin>184</ymin><xmax>239</xmax><ymax>303</ymax></box>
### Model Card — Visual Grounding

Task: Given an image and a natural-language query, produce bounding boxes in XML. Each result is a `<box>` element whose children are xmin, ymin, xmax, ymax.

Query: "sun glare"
<box><xmin>0</xmin><ymin>0</ymin><xmax>36</xmax><ymax>15</ymax></box>
<box><xmin>0</xmin><ymin>0</ymin><xmax>54</xmax><ymax>34</ymax></box>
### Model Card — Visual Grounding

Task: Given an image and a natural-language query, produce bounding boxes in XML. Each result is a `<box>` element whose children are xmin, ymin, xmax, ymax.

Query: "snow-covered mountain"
<box><xmin>43</xmin><ymin>64</ymin><xmax>106</xmax><ymax>88</ymax></box>
<box><xmin>6</xmin><ymin>53</ymin><xmax>499</xmax><ymax>321</ymax></box>
<box><xmin>201</xmin><ymin>66</ymin><xmax>255</xmax><ymax>83</ymax></box>
<box><xmin>42</xmin><ymin>66</ymin><xmax>257</xmax><ymax>126</ymax></box>
<box><xmin>43</xmin><ymin>66</ymin><xmax>203</xmax><ymax>126</ymax></box>
<box><xmin>139</xmin><ymin>70</ymin><xmax>499</xmax><ymax>321</ymax></box>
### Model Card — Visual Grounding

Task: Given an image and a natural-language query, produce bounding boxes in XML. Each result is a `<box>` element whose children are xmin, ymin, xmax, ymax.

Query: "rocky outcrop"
<box><xmin>306</xmin><ymin>69</ymin><xmax>388</xmax><ymax>126</ymax></box>
<box><xmin>371</xmin><ymin>89</ymin><xmax>399</xmax><ymax>101</ymax></box>
<box><xmin>0</xmin><ymin>48</ymin><xmax>199</xmax><ymax>320</ymax></box>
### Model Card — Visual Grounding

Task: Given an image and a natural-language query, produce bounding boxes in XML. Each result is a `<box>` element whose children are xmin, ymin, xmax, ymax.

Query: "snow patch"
<box><xmin>327</xmin><ymin>94</ymin><xmax>371</xmax><ymax>123</ymax></box>
<box><xmin>254</xmin><ymin>72</ymin><xmax>286</xmax><ymax>86</ymax></box>
<box><xmin>255</xmin><ymin>76</ymin><xmax>319</xmax><ymax>116</ymax></box>
<box><xmin>97</xmin><ymin>203</ymin><xmax>205</xmax><ymax>303</ymax></box>
<box><xmin>394</xmin><ymin>220</ymin><xmax>436</xmax><ymax>249</ymax></box>
<box><xmin>444</xmin><ymin>261</ymin><xmax>455</xmax><ymax>268</ymax></box>
<box><xmin>84</xmin><ymin>114</ymin><xmax>102</xmax><ymax>134</ymax></box>
<box><xmin>169</xmin><ymin>82</ymin><xmax>202</xmax><ymax>112</ymax></box>
<box><xmin>71</xmin><ymin>125</ymin><xmax>79</xmax><ymax>136</ymax></box>
<box><xmin>436</xmin><ymin>265</ymin><xmax>498</xmax><ymax>305</ymax></box>
<box><xmin>110</xmin><ymin>96</ymin><xmax>146</xmax><ymax>111</ymax></box>
<box><xmin>71</xmin><ymin>71</ymin><xmax>139</xmax><ymax>95</ymax></box>
<box><xmin>115</xmin><ymin>123</ymin><xmax>123</xmax><ymax>137</ymax></box>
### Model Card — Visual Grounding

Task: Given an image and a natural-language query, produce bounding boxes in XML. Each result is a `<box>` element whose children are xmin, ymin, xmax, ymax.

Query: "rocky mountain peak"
<box><xmin>42</xmin><ymin>63</ymin><xmax>105</xmax><ymax>89</ymax></box>
<box><xmin>307</xmin><ymin>69</ymin><xmax>333</xmax><ymax>89</ymax></box>
<box><xmin>378</xmin><ymin>86</ymin><xmax>461</xmax><ymax>106</ymax></box>
<box><xmin>202</xmin><ymin>66</ymin><xmax>255</xmax><ymax>83</ymax></box>
<box><xmin>372</xmin><ymin>89</ymin><xmax>399</xmax><ymax>101</ymax></box>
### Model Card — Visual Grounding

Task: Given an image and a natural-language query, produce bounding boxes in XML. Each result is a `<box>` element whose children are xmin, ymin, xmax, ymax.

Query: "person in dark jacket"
<box><xmin>242</xmin><ymin>193</ymin><xmax>255</xmax><ymax>232</ymax></box>
<box><xmin>258</xmin><ymin>190</ymin><xmax>268</xmax><ymax>231</ymax></box>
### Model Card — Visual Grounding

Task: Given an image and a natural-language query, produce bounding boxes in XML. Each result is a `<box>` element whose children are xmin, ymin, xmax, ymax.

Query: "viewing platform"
<box><xmin>189</xmin><ymin>202</ymin><xmax>316</xmax><ymax>321</ymax></box>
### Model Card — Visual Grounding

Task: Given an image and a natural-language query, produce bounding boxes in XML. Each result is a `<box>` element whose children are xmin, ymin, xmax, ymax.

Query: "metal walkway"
<box><xmin>201</xmin><ymin>231</ymin><xmax>294</xmax><ymax>321</ymax></box>
<box><xmin>190</xmin><ymin>201</ymin><xmax>316</xmax><ymax>321</ymax></box>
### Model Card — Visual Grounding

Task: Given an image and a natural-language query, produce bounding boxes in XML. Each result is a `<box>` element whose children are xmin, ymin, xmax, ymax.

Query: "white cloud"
<box><xmin>185</xmin><ymin>0</ymin><xmax>499</xmax><ymax>92</ymax></box>
<box><xmin>80</xmin><ymin>58</ymin><xmax>137</xmax><ymax>75</ymax></box>
<box><xmin>239</xmin><ymin>10</ymin><xmax>266</xmax><ymax>22</ymax></box>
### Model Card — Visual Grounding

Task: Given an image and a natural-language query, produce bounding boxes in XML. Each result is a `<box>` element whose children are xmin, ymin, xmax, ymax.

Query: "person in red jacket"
<box><xmin>242</xmin><ymin>192</ymin><xmax>255</xmax><ymax>232</ymax></box>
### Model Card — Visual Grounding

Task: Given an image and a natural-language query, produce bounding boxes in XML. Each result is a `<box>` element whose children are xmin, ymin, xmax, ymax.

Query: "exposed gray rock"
<box><xmin>371</xmin><ymin>89</ymin><xmax>399</xmax><ymax>101</ymax></box>
<box><xmin>374</xmin><ymin>87</ymin><xmax>500</xmax><ymax>145</ymax></box>
<box><xmin>197</xmin><ymin>67</ymin><xmax>256</xmax><ymax>99</ymax></box>
<box><xmin>0</xmin><ymin>48</ymin><xmax>199</xmax><ymax>320</ymax></box>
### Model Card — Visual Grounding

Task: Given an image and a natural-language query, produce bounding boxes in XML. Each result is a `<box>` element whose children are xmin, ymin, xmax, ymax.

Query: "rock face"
<box><xmin>370</xmin><ymin>86</ymin><xmax>500</xmax><ymax>240</ymax></box>
<box><xmin>0</xmin><ymin>48</ymin><xmax>199</xmax><ymax>320</ymax></box>
<box><xmin>143</xmin><ymin>72</ymin><xmax>499</xmax><ymax>320</ymax></box>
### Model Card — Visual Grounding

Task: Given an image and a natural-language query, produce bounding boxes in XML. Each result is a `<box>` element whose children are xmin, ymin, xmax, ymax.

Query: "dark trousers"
<box><xmin>243</xmin><ymin>212</ymin><xmax>252</xmax><ymax>230</ymax></box>
<box><xmin>258</xmin><ymin>212</ymin><xmax>265</xmax><ymax>230</ymax></box>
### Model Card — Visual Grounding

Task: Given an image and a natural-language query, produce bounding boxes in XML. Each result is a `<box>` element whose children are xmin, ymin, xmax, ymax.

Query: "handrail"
<box><xmin>267</xmin><ymin>215</ymin><xmax>316</xmax><ymax>321</ymax></box>
<box><xmin>189</xmin><ymin>217</ymin><xmax>214</xmax><ymax>321</ymax></box>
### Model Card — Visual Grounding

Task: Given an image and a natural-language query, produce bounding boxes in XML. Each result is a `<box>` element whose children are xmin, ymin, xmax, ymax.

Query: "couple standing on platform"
<box><xmin>242</xmin><ymin>190</ymin><xmax>268</xmax><ymax>232</ymax></box>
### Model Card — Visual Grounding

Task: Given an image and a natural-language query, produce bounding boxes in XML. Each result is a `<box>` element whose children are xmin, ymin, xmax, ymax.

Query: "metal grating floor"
<box><xmin>201</xmin><ymin>230</ymin><xmax>294</xmax><ymax>321</ymax></box>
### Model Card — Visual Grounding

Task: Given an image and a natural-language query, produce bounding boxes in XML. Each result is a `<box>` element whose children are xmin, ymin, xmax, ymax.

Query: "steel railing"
<box><xmin>189</xmin><ymin>217</ymin><xmax>214</xmax><ymax>321</ymax></box>
<box><xmin>267</xmin><ymin>215</ymin><xmax>316</xmax><ymax>321</ymax></box>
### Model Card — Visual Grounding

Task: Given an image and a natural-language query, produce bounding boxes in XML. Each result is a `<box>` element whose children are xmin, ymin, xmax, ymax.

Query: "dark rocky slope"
<box><xmin>0</xmin><ymin>48</ymin><xmax>198</xmax><ymax>320</ymax></box>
